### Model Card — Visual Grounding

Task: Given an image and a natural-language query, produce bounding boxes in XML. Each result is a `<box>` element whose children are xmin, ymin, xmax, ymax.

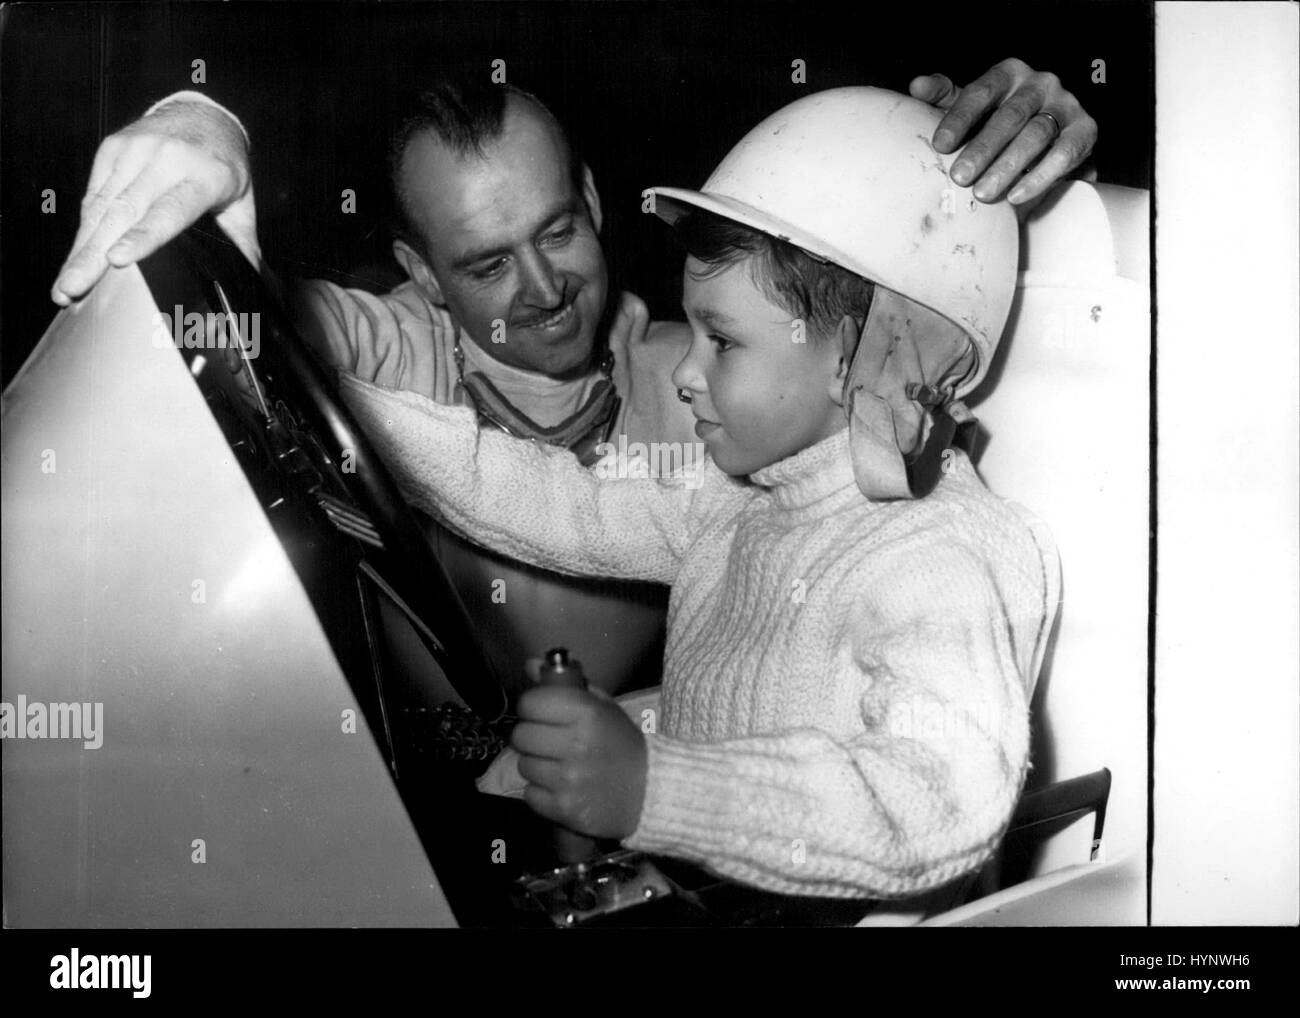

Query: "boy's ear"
<box><xmin>392</xmin><ymin>239</ymin><xmax>446</xmax><ymax>306</ymax></box>
<box><xmin>828</xmin><ymin>314</ymin><xmax>860</xmax><ymax>407</ymax></box>
<box><xmin>580</xmin><ymin>163</ymin><xmax>604</xmax><ymax>234</ymax></box>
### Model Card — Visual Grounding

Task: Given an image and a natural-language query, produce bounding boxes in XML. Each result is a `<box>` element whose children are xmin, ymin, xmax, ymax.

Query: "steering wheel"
<box><xmin>137</xmin><ymin>214</ymin><xmax>507</xmax><ymax>723</ymax></box>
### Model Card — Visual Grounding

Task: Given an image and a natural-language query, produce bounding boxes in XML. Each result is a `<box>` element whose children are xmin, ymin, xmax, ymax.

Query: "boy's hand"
<box><xmin>51</xmin><ymin>97</ymin><xmax>254</xmax><ymax>306</ymax></box>
<box><xmin>911</xmin><ymin>58</ymin><xmax>1098</xmax><ymax>207</ymax></box>
<box><xmin>511</xmin><ymin>684</ymin><xmax>648</xmax><ymax>840</ymax></box>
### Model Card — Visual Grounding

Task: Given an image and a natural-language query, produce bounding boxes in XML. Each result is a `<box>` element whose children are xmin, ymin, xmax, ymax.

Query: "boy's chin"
<box><xmin>708</xmin><ymin>439</ymin><xmax>771</xmax><ymax>478</ymax></box>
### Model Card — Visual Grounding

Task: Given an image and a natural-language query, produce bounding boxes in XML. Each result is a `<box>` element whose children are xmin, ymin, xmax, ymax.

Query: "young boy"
<box><xmin>338</xmin><ymin>87</ymin><xmax>1058</xmax><ymax>901</ymax></box>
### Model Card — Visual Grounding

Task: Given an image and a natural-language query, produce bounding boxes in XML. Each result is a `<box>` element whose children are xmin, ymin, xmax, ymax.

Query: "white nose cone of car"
<box><xmin>1</xmin><ymin>264</ymin><xmax>455</xmax><ymax>927</ymax></box>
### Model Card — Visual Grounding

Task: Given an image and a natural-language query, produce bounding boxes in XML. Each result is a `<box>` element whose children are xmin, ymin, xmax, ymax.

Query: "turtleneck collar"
<box><xmin>454</xmin><ymin>323</ymin><xmax>603</xmax><ymax>430</ymax></box>
<box><xmin>748</xmin><ymin>424</ymin><xmax>861</xmax><ymax>512</ymax></box>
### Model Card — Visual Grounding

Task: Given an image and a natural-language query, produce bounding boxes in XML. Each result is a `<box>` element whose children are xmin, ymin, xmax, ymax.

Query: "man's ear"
<box><xmin>828</xmin><ymin>314</ymin><xmax>859</xmax><ymax>407</ymax></box>
<box><xmin>580</xmin><ymin>163</ymin><xmax>604</xmax><ymax>234</ymax></box>
<box><xmin>392</xmin><ymin>239</ymin><xmax>446</xmax><ymax>306</ymax></box>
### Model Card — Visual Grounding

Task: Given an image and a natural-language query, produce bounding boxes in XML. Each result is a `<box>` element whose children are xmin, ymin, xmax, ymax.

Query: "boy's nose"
<box><xmin>670</xmin><ymin>347</ymin><xmax>706</xmax><ymax>400</ymax></box>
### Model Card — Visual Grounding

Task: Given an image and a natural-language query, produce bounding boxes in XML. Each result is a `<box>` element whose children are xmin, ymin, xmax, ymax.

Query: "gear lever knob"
<box><xmin>538</xmin><ymin>647</ymin><xmax>588</xmax><ymax>689</ymax></box>
<box><xmin>536</xmin><ymin>648</ymin><xmax>599</xmax><ymax>866</ymax></box>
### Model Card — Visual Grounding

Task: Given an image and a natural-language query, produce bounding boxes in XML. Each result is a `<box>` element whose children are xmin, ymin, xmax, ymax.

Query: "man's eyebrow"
<box><xmin>450</xmin><ymin>199</ymin><xmax>582</xmax><ymax>272</ymax></box>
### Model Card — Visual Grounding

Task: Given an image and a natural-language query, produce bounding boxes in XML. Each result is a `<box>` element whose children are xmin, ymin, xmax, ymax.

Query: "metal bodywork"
<box><xmin>2</xmin><ymin>262</ymin><xmax>455</xmax><ymax>926</ymax></box>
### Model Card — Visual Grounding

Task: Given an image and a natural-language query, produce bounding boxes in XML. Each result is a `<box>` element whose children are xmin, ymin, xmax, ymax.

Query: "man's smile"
<box><xmin>516</xmin><ymin>298</ymin><xmax>577</xmax><ymax>332</ymax></box>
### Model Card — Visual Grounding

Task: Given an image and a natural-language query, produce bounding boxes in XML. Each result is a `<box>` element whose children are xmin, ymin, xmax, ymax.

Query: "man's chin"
<box><xmin>514</xmin><ymin>336</ymin><xmax>598</xmax><ymax>380</ymax></box>
<box><xmin>474</xmin><ymin>292</ymin><xmax>607</xmax><ymax>378</ymax></box>
<box><xmin>535</xmin><ymin>310</ymin><xmax>603</xmax><ymax>378</ymax></box>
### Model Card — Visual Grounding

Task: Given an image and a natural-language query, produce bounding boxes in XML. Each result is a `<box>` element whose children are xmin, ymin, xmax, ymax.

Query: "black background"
<box><xmin>1</xmin><ymin>0</ymin><xmax>1153</xmax><ymax>385</ymax></box>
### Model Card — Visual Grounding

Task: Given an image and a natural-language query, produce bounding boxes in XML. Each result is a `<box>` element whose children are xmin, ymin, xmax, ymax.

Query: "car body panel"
<box><xmin>2</xmin><ymin>264</ymin><xmax>454</xmax><ymax>927</ymax></box>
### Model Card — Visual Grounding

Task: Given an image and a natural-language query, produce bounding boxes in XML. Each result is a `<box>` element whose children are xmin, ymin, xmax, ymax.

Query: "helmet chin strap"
<box><xmin>841</xmin><ymin>287</ymin><xmax>979</xmax><ymax>501</ymax></box>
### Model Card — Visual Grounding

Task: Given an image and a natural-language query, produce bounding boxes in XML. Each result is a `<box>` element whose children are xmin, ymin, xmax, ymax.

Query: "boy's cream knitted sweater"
<box><xmin>340</xmin><ymin>373</ymin><xmax>1058</xmax><ymax>900</ymax></box>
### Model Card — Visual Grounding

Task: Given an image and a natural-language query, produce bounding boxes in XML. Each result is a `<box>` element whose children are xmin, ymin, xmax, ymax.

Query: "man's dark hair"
<box><xmin>673</xmin><ymin>210</ymin><xmax>874</xmax><ymax>338</ymax></box>
<box><xmin>385</xmin><ymin>79</ymin><xmax>585</xmax><ymax>260</ymax></box>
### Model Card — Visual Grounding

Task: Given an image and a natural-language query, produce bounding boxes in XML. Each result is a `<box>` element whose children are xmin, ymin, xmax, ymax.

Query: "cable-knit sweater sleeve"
<box><xmin>624</xmin><ymin>540</ymin><xmax>1036</xmax><ymax>899</ymax></box>
<box><xmin>337</xmin><ymin>373</ymin><xmax>704</xmax><ymax>584</ymax></box>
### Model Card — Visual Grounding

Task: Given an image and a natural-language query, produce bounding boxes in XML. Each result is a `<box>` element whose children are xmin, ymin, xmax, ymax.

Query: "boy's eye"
<box><xmin>708</xmin><ymin>334</ymin><xmax>734</xmax><ymax>353</ymax></box>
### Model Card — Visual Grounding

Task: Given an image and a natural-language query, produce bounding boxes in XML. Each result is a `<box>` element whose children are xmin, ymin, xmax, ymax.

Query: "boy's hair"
<box><xmin>673</xmin><ymin>210</ymin><xmax>875</xmax><ymax>337</ymax></box>
<box><xmin>385</xmin><ymin>78</ymin><xmax>585</xmax><ymax>260</ymax></box>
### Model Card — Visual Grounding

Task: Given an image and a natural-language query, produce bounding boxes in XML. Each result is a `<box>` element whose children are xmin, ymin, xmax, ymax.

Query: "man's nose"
<box><xmin>517</xmin><ymin>249</ymin><xmax>563</xmax><ymax>309</ymax></box>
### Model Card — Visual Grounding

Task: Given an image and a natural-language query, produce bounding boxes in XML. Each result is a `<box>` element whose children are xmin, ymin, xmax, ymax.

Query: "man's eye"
<box><xmin>709</xmin><ymin>334</ymin><xmax>734</xmax><ymax>353</ymax></box>
<box><xmin>542</xmin><ymin>224</ymin><xmax>576</xmax><ymax>246</ymax></box>
<box><xmin>470</xmin><ymin>258</ymin><xmax>508</xmax><ymax>280</ymax></box>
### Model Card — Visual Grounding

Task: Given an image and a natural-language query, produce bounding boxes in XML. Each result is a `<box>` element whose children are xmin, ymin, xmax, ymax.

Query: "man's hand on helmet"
<box><xmin>50</xmin><ymin>97</ymin><xmax>256</xmax><ymax>306</ymax></box>
<box><xmin>910</xmin><ymin>58</ymin><xmax>1098</xmax><ymax>207</ymax></box>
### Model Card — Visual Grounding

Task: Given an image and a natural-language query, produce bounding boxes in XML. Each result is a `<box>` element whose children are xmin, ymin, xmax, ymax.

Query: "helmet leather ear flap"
<box><xmin>841</xmin><ymin>286</ymin><xmax>980</xmax><ymax>500</ymax></box>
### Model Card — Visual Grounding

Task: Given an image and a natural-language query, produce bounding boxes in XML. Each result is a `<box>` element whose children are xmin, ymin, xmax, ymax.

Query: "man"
<box><xmin>48</xmin><ymin>61</ymin><xmax>1097</xmax><ymax>698</ymax></box>
<box><xmin>300</xmin><ymin>81</ymin><xmax>695</xmax><ymax>463</ymax></box>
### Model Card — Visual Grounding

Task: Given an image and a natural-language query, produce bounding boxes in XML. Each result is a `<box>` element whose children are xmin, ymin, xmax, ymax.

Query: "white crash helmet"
<box><xmin>647</xmin><ymin>86</ymin><xmax>1020</xmax><ymax>499</ymax></box>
